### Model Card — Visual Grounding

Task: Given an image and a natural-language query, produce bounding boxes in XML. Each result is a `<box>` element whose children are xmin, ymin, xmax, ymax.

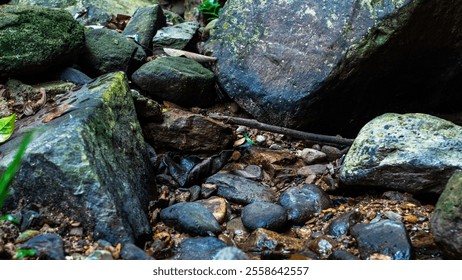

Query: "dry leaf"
<box><xmin>163</xmin><ymin>48</ymin><xmax>217</xmax><ymax>63</ymax></box>
<box><xmin>42</xmin><ymin>104</ymin><xmax>76</xmax><ymax>123</ymax></box>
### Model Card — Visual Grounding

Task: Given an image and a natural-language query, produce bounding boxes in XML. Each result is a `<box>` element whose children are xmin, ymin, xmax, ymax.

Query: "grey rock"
<box><xmin>431</xmin><ymin>171</ymin><xmax>462</xmax><ymax>258</ymax></box>
<box><xmin>121</xmin><ymin>243</ymin><xmax>154</xmax><ymax>260</ymax></box>
<box><xmin>160</xmin><ymin>202</ymin><xmax>221</xmax><ymax>236</ymax></box>
<box><xmin>152</xmin><ymin>21</ymin><xmax>199</xmax><ymax>50</ymax></box>
<box><xmin>326</xmin><ymin>210</ymin><xmax>361</xmax><ymax>238</ymax></box>
<box><xmin>321</xmin><ymin>146</ymin><xmax>342</xmax><ymax>162</ymax></box>
<box><xmin>85</xmin><ymin>250</ymin><xmax>113</xmax><ymax>260</ymax></box>
<box><xmin>20</xmin><ymin>209</ymin><xmax>42</xmax><ymax>232</ymax></box>
<box><xmin>241</xmin><ymin>202</ymin><xmax>288</xmax><ymax>232</ymax></box>
<box><xmin>131</xmin><ymin>90</ymin><xmax>163</xmax><ymax>122</ymax></box>
<box><xmin>20</xmin><ymin>234</ymin><xmax>64</xmax><ymax>260</ymax></box>
<box><xmin>340</xmin><ymin>113</ymin><xmax>462</xmax><ymax>194</ymax></box>
<box><xmin>206</xmin><ymin>173</ymin><xmax>276</xmax><ymax>205</ymax></box>
<box><xmin>213</xmin><ymin>246</ymin><xmax>248</xmax><ymax>260</ymax></box>
<box><xmin>296</xmin><ymin>148</ymin><xmax>327</xmax><ymax>165</ymax></box>
<box><xmin>163</xmin><ymin>9</ymin><xmax>185</xmax><ymax>25</ymax></box>
<box><xmin>329</xmin><ymin>250</ymin><xmax>359</xmax><ymax>260</ymax></box>
<box><xmin>82</xmin><ymin>28</ymin><xmax>146</xmax><ymax>76</ymax></box>
<box><xmin>1</xmin><ymin>72</ymin><xmax>154</xmax><ymax>245</ymax></box>
<box><xmin>278</xmin><ymin>185</ymin><xmax>333</xmax><ymax>225</ymax></box>
<box><xmin>232</xmin><ymin>165</ymin><xmax>263</xmax><ymax>180</ymax></box>
<box><xmin>59</xmin><ymin>67</ymin><xmax>92</xmax><ymax>85</ymax></box>
<box><xmin>350</xmin><ymin>220</ymin><xmax>412</xmax><ymax>260</ymax></box>
<box><xmin>132</xmin><ymin>56</ymin><xmax>216</xmax><ymax>107</ymax></box>
<box><xmin>174</xmin><ymin>237</ymin><xmax>226</xmax><ymax>260</ymax></box>
<box><xmin>207</xmin><ymin>0</ymin><xmax>462</xmax><ymax>136</ymax></box>
<box><xmin>243</xmin><ymin>228</ymin><xmax>304</xmax><ymax>255</ymax></box>
<box><xmin>142</xmin><ymin>108</ymin><xmax>234</xmax><ymax>153</ymax></box>
<box><xmin>122</xmin><ymin>5</ymin><xmax>166</xmax><ymax>51</ymax></box>
<box><xmin>0</xmin><ymin>5</ymin><xmax>84</xmax><ymax>79</ymax></box>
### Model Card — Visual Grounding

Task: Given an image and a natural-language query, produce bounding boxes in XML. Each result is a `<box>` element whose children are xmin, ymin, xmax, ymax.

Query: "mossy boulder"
<box><xmin>0</xmin><ymin>5</ymin><xmax>84</xmax><ymax>79</ymax></box>
<box><xmin>431</xmin><ymin>171</ymin><xmax>462</xmax><ymax>258</ymax></box>
<box><xmin>131</xmin><ymin>56</ymin><xmax>216</xmax><ymax>107</ymax></box>
<box><xmin>339</xmin><ymin>113</ymin><xmax>462</xmax><ymax>194</ymax></box>
<box><xmin>208</xmin><ymin>0</ymin><xmax>462</xmax><ymax>136</ymax></box>
<box><xmin>0</xmin><ymin>72</ymin><xmax>155</xmax><ymax>245</ymax></box>
<box><xmin>81</xmin><ymin>28</ymin><xmax>146</xmax><ymax>76</ymax></box>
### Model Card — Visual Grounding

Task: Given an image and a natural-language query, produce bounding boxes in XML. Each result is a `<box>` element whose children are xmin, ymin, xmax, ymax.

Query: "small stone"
<box><xmin>384</xmin><ymin>211</ymin><xmax>403</xmax><ymax>222</ymax></box>
<box><xmin>121</xmin><ymin>243</ymin><xmax>154</xmax><ymax>260</ymax></box>
<box><xmin>309</xmin><ymin>236</ymin><xmax>337</xmax><ymax>258</ymax></box>
<box><xmin>236</xmin><ymin>126</ymin><xmax>246</xmax><ymax>134</ymax></box>
<box><xmin>329</xmin><ymin>250</ymin><xmax>360</xmax><ymax>260</ymax></box>
<box><xmin>269</xmin><ymin>144</ymin><xmax>283</xmax><ymax>150</ymax></box>
<box><xmin>230</xmin><ymin>150</ymin><xmax>242</xmax><ymax>160</ymax></box>
<box><xmin>197</xmin><ymin>196</ymin><xmax>230</xmax><ymax>224</ymax></box>
<box><xmin>232</xmin><ymin>165</ymin><xmax>263</xmax><ymax>180</ymax></box>
<box><xmin>226</xmin><ymin>218</ymin><xmax>250</xmax><ymax>240</ymax></box>
<box><xmin>20</xmin><ymin>210</ymin><xmax>42</xmax><ymax>232</ymax></box>
<box><xmin>20</xmin><ymin>234</ymin><xmax>65</xmax><ymax>260</ymax></box>
<box><xmin>69</xmin><ymin>227</ymin><xmax>83</xmax><ymax>237</ymax></box>
<box><xmin>86</xmin><ymin>250</ymin><xmax>113</xmax><ymax>260</ymax></box>
<box><xmin>160</xmin><ymin>202</ymin><xmax>221</xmax><ymax>235</ymax></box>
<box><xmin>403</xmin><ymin>215</ymin><xmax>418</xmax><ymax>223</ymax></box>
<box><xmin>213</xmin><ymin>246</ymin><xmax>248</xmax><ymax>260</ymax></box>
<box><xmin>297</xmin><ymin>164</ymin><xmax>327</xmax><ymax>176</ymax></box>
<box><xmin>296</xmin><ymin>148</ymin><xmax>327</xmax><ymax>164</ymax></box>
<box><xmin>241</xmin><ymin>202</ymin><xmax>288</xmax><ymax>232</ymax></box>
<box><xmin>201</xmin><ymin>183</ymin><xmax>217</xmax><ymax>198</ymax></box>
<box><xmin>188</xmin><ymin>185</ymin><xmax>201</xmax><ymax>202</ymax></box>
<box><xmin>255</xmin><ymin>135</ymin><xmax>266</xmax><ymax>143</ymax></box>
<box><xmin>243</xmin><ymin>228</ymin><xmax>304</xmax><ymax>254</ymax></box>
<box><xmin>321</xmin><ymin>146</ymin><xmax>341</xmax><ymax>162</ymax></box>
<box><xmin>350</xmin><ymin>220</ymin><xmax>412</xmax><ymax>260</ymax></box>
<box><xmin>15</xmin><ymin>230</ymin><xmax>40</xmax><ymax>243</ymax></box>
<box><xmin>174</xmin><ymin>237</ymin><xmax>226</xmax><ymax>260</ymax></box>
<box><xmin>326</xmin><ymin>210</ymin><xmax>361</xmax><ymax>238</ymax></box>
<box><xmin>278</xmin><ymin>184</ymin><xmax>333</xmax><ymax>225</ymax></box>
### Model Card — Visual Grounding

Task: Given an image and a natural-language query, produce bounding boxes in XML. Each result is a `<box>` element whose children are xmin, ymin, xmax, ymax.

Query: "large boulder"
<box><xmin>431</xmin><ymin>171</ymin><xmax>462</xmax><ymax>258</ymax></box>
<box><xmin>339</xmin><ymin>113</ymin><xmax>462</xmax><ymax>194</ymax></box>
<box><xmin>10</xmin><ymin>0</ymin><xmax>159</xmax><ymax>25</ymax></box>
<box><xmin>0</xmin><ymin>72</ymin><xmax>155</xmax><ymax>245</ymax></box>
<box><xmin>207</xmin><ymin>0</ymin><xmax>462</xmax><ymax>136</ymax></box>
<box><xmin>0</xmin><ymin>5</ymin><xmax>84</xmax><ymax>79</ymax></box>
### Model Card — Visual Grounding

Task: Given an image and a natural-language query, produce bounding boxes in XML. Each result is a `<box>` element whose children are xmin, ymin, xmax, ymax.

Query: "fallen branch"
<box><xmin>209</xmin><ymin>114</ymin><xmax>355</xmax><ymax>146</ymax></box>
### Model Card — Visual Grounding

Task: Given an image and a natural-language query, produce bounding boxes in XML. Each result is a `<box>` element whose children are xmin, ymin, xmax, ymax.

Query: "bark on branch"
<box><xmin>209</xmin><ymin>114</ymin><xmax>355</xmax><ymax>146</ymax></box>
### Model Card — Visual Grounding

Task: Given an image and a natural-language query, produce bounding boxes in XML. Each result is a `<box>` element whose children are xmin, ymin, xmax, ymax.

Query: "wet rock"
<box><xmin>20</xmin><ymin>234</ymin><xmax>64</xmax><ymax>260</ymax></box>
<box><xmin>241</xmin><ymin>202</ymin><xmax>288</xmax><ymax>232</ymax></box>
<box><xmin>152</xmin><ymin>21</ymin><xmax>199</xmax><ymax>50</ymax></box>
<box><xmin>163</xmin><ymin>9</ymin><xmax>185</xmax><ymax>25</ymax></box>
<box><xmin>122</xmin><ymin>5</ymin><xmax>166</xmax><ymax>51</ymax></box>
<box><xmin>431</xmin><ymin>171</ymin><xmax>462</xmax><ymax>258</ymax></box>
<box><xmin>321</xmin><ymin>146</ymin><xmax>342</xmax><ymax>162</ymax></box>
<box><xmin>132</xmin><ymin>56</ymin><xmax>216</xmax><ymax>107</ymax></box>
<box><xmin>340</xmin><ymin>113</ymin><xmax>462</xmax><ymax>194</ymax></box>
<box><xmin>121</xmin><ymin>243</ymin><xmax>154</xmax><ymax>260</ymax></box>
<box><xmin>58</xmin><ymin>67</ymin><xmax>92</xmax><ymax>85</ymax></box>
<box><xmin>350</xmin><ymin>220</ymin><xmax>412</xmax><ymax>260</ymax></box>
<box><xmin>0</xmin><ymin>5</ymin><xmax>84</xmax><ymax>79</ymax></box>
<box><xmin>243</xmin><ymin>228</ymin><xmax>304</xmax><ymax>255</ymax></box>
<box><xmin>1</xmin><ymin>72</ymin><xmax>154</xmax><ymax>245</ymax></box>
<box><xmin>188</xmin><ymin>185</ymin><xmax>201</xmax><ymax>202</ymax></box>
<box><xmin>197</xmin><ymin>196</ymin><xmax>230</xmax><ymax>224</ymax></box>
<box><xmin>20</xmin><ymin>210</ymin><xmax>42</xmax><ymax>232</ymax></box>
<box><xmin>213</xmin><ymin>246</ymin><xmax>248</xmax><ymax>260</ymax></box>
<box><xmin>208</xmin><ymin>0</ymin><xmax>462</xmax><ymax>136</ymax></box>
<box><xmin>226</xmin><ymin>218</ymin><xmax>250</xmax><ymax>243</ymax></box>
<box><xmin>160</xmin><ymin>202</ymin><xmax>221</xmax><ymax>236</ymax></box>
<box><xmin>142</xmin><ymin>108</ymin><xmax>234</xmax><ymax>153</ymax></box>
<box><xmin>131</xmin><ymin>90</ymin><xmax>163</xmax><ymax>122</ymax></box>
<box><xmin>174</xmin><ymin>237</ymin><xmax>226</xmax><ymax>260</ymax></box>
<box><xmin>329</xmin><ymin>250</ymin><xmax>359</xmax><ymax>260</ymax></box>
<box><xmin>206</xmin><ymin>173</ymin><xmax>276</xmax><ymax>205</ymax></box>
<box><xmin>81</xmin><ymin>28</ymin><xmax>146</xmax><ymax>76</ymax></box>
<box><xmin>297</xmin><ymin>164</ymin><xmax>328</xmax><ymax>176</ymax></box>
<box><xmin>309</xmin><ymin>236</ymin><xmax>337</xmax><ymax>258</ymax></box>
<box><xmin>278</xmin><ymin>184</ymin><xmax>333</xmax><ymax>225</ymax></box>
<box><xmin>86</xmin><ymin>250</ymin><xmax>113</xmax><ymax>260</ymax></box>
<box><xmin>326</xmin><ymin>210</ymin><xmax>360</xmax><ymax>238</ymax></box>
<box><xmin>201</xmin><ymin>183</ymin><xmax>217</xmax><ymax>198</ymax></box>
<box><xmin>296</xmin><ymin>148</ymin><xmax>327</xmax><ymax>165</ymax></box>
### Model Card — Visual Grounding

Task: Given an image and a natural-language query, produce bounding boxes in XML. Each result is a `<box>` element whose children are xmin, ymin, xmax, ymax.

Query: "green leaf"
<box><xmin>198</xmin><ymin>0</ymin><xmax>222</xmax><ymax>20</ymax></box>
<box><xmin>0</xmin><ymin>114</ymin><xmax>16</xmax><ymax>143</ymax></box>
<box><xmin>244</xmin><ymin>133</ymin><xmax>256</xmax><ymax>145</ymax></box>
<box><xmin>0</xmin><ymin>214</ymin><xmax>19</xmax><ymax>224</ymax></box>
<box><xmin>14</xmin><ymin>249</ymin><xmax>37</xmax><ymax>259</ymax></box>
<box><xmin>0</xmin><ymin>130</ymin><xmax>34</xmax><ymax>208</ymax></box>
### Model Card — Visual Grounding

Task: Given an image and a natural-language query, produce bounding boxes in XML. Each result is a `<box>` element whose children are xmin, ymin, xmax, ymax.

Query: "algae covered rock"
<box><xmin>431</xmin><ymin>171</ymin><xmax>462</xmax><ymax>258</ymax></box>
<box><xmin>340</xmin><ymin>113</ymin><xmax>462</xmax><ymax>194</ymax></box>
<box><xmin>0</xmin><ymin>72</ymin><xmax>154</xmax><ymax>245</ymax></box>
<box><xmin>0</xmin><ymin>5</ymin><xmax>84</xmax><ymax>79</ymax></box>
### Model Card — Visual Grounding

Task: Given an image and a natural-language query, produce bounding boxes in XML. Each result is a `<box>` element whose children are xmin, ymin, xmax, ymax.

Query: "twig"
<box><xmin>208</xmin><ymin>113</ymin><xmax>355</xmax><ymax>146</ymax></box>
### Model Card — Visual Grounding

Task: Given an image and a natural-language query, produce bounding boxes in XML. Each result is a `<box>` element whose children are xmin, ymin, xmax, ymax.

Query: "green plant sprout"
<box><xmin>14</xmin><ymin>249</ymin><xmax>37</xmax><ymax>259</ymax></box>
<box><xmin>198</xmin><ymin>0</ymin><xmax>222</xmax><ymax>21</ymax></box>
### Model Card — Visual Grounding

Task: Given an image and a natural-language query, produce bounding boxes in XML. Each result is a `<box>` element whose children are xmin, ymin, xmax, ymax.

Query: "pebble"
<box><xmin>384</xmin><ymin>211</ymin><xmax>403</xmax><ymax>222</ymax></box>
<box><xmin>350</xmin><ymin>220</ymin><xmax>412</xmax><ymax>260</ymax></box>
<box><xmin>278</xmin><ymin>184</ymin><xmax>333</xmax><ymax>225</ymax></box>
<box><xmin>241</xmin><ymin>202</ymin><xmax>288</xmax><ymax>232</ymax></box>
<box><xmin>329</xmin><ymin>250</ymin><xmax>359</xmax><ymax>260</ymax></box>
<box><xmin>206</xmin><ymin>173</ymin><xmax>276</xmax><ymax>204</ymax></box>
<box><xmin>255</xmin><ymin>135</ymin><xmax>266</xmax><ymax>143</ymax></box>
<box><xmin>201</xmin><ymin>183</ymin><xmax>217</xmax><ymax>198</ymax></box>
<box><xmin>69</xmin><ymin>227</ymin><xmax>83</xmax><ymax>237</ymax></box>
<box><xmin>226</xmin><ymin>218</ymin><xmax>250</xmax><ymax>243</ymax></box>
<box><xmin>85</xmin><ymin>250</ymin><xmax>113</xmax><ymax>260</ymax></box>
<box><xmin>121</xmin><ymin>243</ymin><xmax>154</xmax><ymax>260</ymax></box>
<box><xmin>269</xmin><ymin>144</ymin><xmax>283</xmax><ymax>150</ymax></box>
<box><xmin>309</xmin><ymin>236</ymin><xmax>337</xmax><ymax>258</ymax></box>
<box><xmin>326</xmin><ymin>210</ymin><xmax>360</xmax><ymax>238</ymax></box>
<box><xmin>232</xmin><ymin>165</ymin><xmax>263</xmax><ymax>180</ymax></box>
<box><xmin>297</xmin><ymin>164</ymin><xmax>327</xmax><ymax>176</ymax></box>
<box><xmin>174</xmin><ymin>237</ymin><xmax>226</xmax><ymax>260</ymax></box>
<box><xmin>160</xmin><ymin>202</ymin><xmax>221</xmax><ymax>236</ymax></box>
<box><xmin>20</xmin><ymin>234</ymin><xmax>65</xmax><ymax>260</ymax></box>
<box><xmin>243</xmin><ymin>228</ymin><xmax>304</xmax><ymax>255</ymax></box>
<box><xmin>197</xmin><ymin>196</ymin><xmax>230</xmax><ymax>224</ymax></box>
<box><xmin>321</xmin><ymin>145</ymin><xmax>342</xmax><ymax>162</ymax></box>
<box><xmin>296</xmin><ymin>148</ymin><xmax>327</xmax><ymax>164</ymax></box>
<box><xmin>213</xmin><ymin>246</ymin><xmax>249</xmax><ymax>260</ymax></box>
<box><xmin>188</xmin><ymin>185</ymin><xmax>201</xmax><ymax>202</ymax></box>
<box><xmin>20</xmin><ymin>209</ymin><xmax>42</xmax><ymax>232</ymax></box>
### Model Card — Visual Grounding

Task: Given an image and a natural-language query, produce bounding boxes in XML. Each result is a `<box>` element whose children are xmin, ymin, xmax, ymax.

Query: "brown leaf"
<box><xmin>42</xmin><ymin>104</ymin><xmax>77</xmax><ymax>123</ymax></box>
<box><xmin>163</xmin><ymin>48</ymin><xmax>218</xmax><ymax>63</ymax></box>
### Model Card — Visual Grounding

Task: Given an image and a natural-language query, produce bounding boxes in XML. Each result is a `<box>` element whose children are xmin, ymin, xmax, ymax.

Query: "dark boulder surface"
<box><xmin>241</xmin><ymin>202</ymin><xmax>288</xmax><ymax>232</ymax></box>
<box><xmin>173</xmin><ymin>237</ymin><xmax>226</xmax><ymax>260</ymax></box>
<box><xmin>0</xmin><ymin>5</ymin><xmax>84</xmax><ymax>79</ymax></box>
<box><xmin>208</xmin><ymin>0</ymin><xmax>462</xmax><ymax>136</ymax></box>
<box><xmin>0</xmin><ymin>72</ymin><xmax>154</xmax><ymax>245</ymax></box>
<box><xmin>19</xmin><ymin>234</ymin><xmax>65</xmax><ymax>260</ymax></box>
